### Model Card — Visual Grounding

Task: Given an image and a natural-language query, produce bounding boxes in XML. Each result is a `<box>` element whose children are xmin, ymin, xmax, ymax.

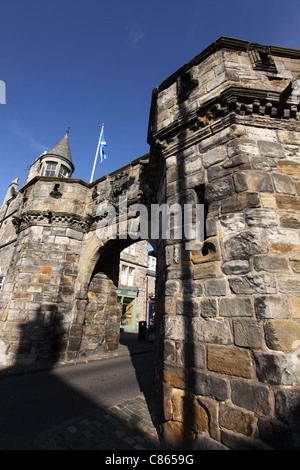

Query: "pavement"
<box><xmin>34</xmin><ymin>332</ymin><xmax>161</xmax><ymax>450</ymax></box>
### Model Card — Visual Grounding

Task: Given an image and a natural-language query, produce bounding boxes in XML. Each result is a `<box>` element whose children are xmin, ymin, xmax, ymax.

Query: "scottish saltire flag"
<box><xmin>89</xmin><ymin>123</ymin><xmax>107</xmax><ymax>183</ymax></box>
<box><xmin>100</xmin><ymin>130</ymin><xmax>107</xmax><ymax>161</ymax></box>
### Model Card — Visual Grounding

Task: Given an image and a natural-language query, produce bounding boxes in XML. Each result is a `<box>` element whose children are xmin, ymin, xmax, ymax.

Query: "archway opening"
<box><xmin>77</xmin><ymin>237</ymin><xmax>158</xmax><ymax>360</ymax></box>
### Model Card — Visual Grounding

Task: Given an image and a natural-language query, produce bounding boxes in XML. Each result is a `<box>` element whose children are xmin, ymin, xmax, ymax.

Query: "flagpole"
<box><xmin>90</xmin><ymin>123</ymin><xmax>104</xmax><ymax>183</ymax></box>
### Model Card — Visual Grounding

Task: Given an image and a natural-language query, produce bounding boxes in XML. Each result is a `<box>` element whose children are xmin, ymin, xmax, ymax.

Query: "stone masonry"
<box><xmin>147</xmin><ymin>37</ymin><xmax>300</xmax><ymax>450</ymax></box>
<box><xmin>0</xmin><ymin>37</ymin><xmax>300</xmax><ymax>449</ymax></box>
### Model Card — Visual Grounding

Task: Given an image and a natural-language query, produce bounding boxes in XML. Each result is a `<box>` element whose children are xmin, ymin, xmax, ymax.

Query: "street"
<box><xmin>0</xmin><ymin>347</ymin><xmax>154</xmax><ymax>450</ymax></box>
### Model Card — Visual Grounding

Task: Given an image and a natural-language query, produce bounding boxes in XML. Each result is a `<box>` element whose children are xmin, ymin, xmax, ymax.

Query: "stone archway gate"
<box><xmin>1</xmin><ymin>37</ymin><xmax>300</xmax><ymax>449</ymax></box>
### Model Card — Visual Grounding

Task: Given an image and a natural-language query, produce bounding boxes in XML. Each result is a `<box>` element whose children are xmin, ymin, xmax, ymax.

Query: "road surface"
<box><xmin>0</xmin><ymin>350</ymin><xmax>154</xmax><ymax>450</ymax></box>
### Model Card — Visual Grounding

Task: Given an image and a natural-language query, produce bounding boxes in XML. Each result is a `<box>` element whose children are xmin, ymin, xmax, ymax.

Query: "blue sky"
<box><xmin>1</xmin><ymin>0</ymin><xmax>299</xmax><ymax>204</ymax></box>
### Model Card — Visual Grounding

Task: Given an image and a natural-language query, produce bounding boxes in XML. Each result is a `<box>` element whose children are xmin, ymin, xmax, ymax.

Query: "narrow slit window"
<box><xmin>0</xmin><ymin>275</ymin><xmax>5</xmax><ymax>291</ymax></box>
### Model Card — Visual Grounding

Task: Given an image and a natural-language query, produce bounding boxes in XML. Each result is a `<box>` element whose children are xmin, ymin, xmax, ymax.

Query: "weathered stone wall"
<box><xmin>0</xmin><ymin>179</ymin><xmax>22</xmax><ymax>276</ymax></box>
<box><xmin>0</xmin><ymin>158</ymin><xmax>149</xmax><ymax>371</ymax></box>
<box><xmin>148</xmin><ymin>37</ymin><xmax>300</xmax><ymax>450</ymax></box>
<box><xmin>0</xmin><ymin>36</ymin><xmax>300</xmax><ymax>450</ymax></box>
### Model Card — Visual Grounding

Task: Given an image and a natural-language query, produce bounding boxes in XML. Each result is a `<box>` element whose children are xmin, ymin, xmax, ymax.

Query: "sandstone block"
<box><xmin>227</xmin><ymin>138</ymin><xmax>259</xmax><ymax>158</ymax></box>
<box><xmin>224</xmin><ymin>231</ymin><xmax>268</xmax><ymax>260</ymax></box>
<box><xmin>172</xmin><ymin>389</ymin><xmax>208</xmax><ymax>433</ymax></box>
<box><xmin>253</xmin><ymin>254</ymin><xmax>289</xmax><ymax>272</ymax></box>
<box><xmin>275</xmin><ymin>388</ymin><xmax>300</xmax><ymax>425</ymax></box>
<box><xmin>272</xmin><ymin>173</ymin><xmax>296</xmax><ymax>194</ymax></box>
<box><xmin>193</xmin><ymin>263</ymin><xmax>218</xmax><ymax>279</ymax></box>
<box><xmin>252</xmin><ymin>156</ymin><xmax>277</xmax><ymax>171</ymax></box>
<box><xmin>268</xmin><ymin>228</ymin><xmax>300</xmax><ymax>246</ymax></box>
<box><xmin>278</xmin><ymin>276</ymin><xmax>300</xmax><ymax>295</ymax></box>
<box><xmin>192</xmin><ymin>318</ymin><xmax>232</xmax><ymax>344</ymax></box>
<box><xmin>201</xmin><ymin>146</ymin><xmax>227</xmax><ymax>168</ymax></box>
<box><xmin>190</xmin><ymin>239</ymin><xmax>220</xmax><ymax>264</ymax></box>
<box><xmin>220</xmin><ymin>213</ymin><xmax>245</xmax><ymax>233</ymax></box>
<box><xmin>66</xmin><ymin>228</ymin><xmax>84</xmax><ymax>240</ymax></box>
<box><xmin>182</xmin><ymin>280</ymin><xmax>203</xmax><ymax>297</ymax></box>
<box><xmin>207</xmin><ymin>345</ymin><xmax>253</xmax><ymax>378</ymax></box>
<box><xmin>161</xmin><ymin>420</ymin><xmax>196</xmax><ymax>450</ymax></box>
<box><xmin>205</xmin><ymin>176</ymin><xmax>235</xmax><ymax>202</ymax></box>
<box><xmin>185</xmin><ymin>342</ymin><xmax>206</xmax><ymax>369</ymax></box>
<box><xmin>204</xmin><ymin>278</ymin><xmax>227</xmax><ymax>296</ymax></box>
<box><xmin>221</xmin><ymin>259</ymin><xmax>251</xmax><ymax>275</ymax></box>
<box><xmin>200</xmin><ymin>298</ymin><xmax>218</xmax><ymax>318</ymax></box>
<box><xmin>233</xmin><ymin>171</ymin><xmax>274</xmax><ymax>193</ymax></box>
<box><xmin>229</xmin><ymin>274</ymin><xmax>277</xmax><ymax>294</ymax></box>
<box><xmin>222</xmin><ymin>427</ymin><xmax>270</xmax><ymax>450</ymax></box>
<box><xmin>163</xmin><ymin>363</ymin><xmax>186</xmax><ymax>389</ymax></box>
<box><xmin>164</xmin><ymin>340</ymin><xmax>176</xmax><ymax>363</ymax></box>
<box><xmin>231</xmin><ymin>379</ymin><xmax>271</xmax><ymax>415</ymax></box>
<box><xmin>247</xmin><ymin>128</ymin><xmax>277</xmax><ymax>143</ymax></box>
<box><xmin>41</xmin><ymin>266</ymin><xmax>52</xmax><ymax>274</ymax></box>
<box><xmin>264</xmin><ymin>320</ymin><xmax>300</xmax><ymax>351</ymax></box>
<box><xmin>188</xmin><ymin>369</ymin><xmax>229</xmax><ymax>401</ymax></box>
<box><xmin>163</xmin><ymin>382</ymin><xmax>173</xmax><ymax>421</ymax></box>
<box><xmin>219</xmin><ymin>403</ymin><xmax>255</xmax><ymax>436</ymax></box>
<box><xmin>258</xmin><ymin>140</ymin><xmax>285</xmax><ymax>158</ymax></box>
<box><xmin>275</xmin><ymin>194</ymin><xmax>300</xmax><ymax>211</ymax></box>
<box><xmin>185</xmin><ymin>171</ymin><xmax>206</xmax><ymax>189</ymax></box>
<box><xmin>164</xmin><ymin>315</ymin><xmax>188</xmax><ymax>341</ymax></box>
<box><xmin>245</xmin><ymin>208</ymin><xmax>278</xmax><ymax>227</ymax></box>
<box><xmin>206</xmin><ymin>72</ymin><xmax>226</xmax><ymax>92</ymax></box>
<box><xmin>219</xmin><ymin>297</ymin><xmax>253</xmax><ymax>317</ymax></box>
<box><xmin>277</xmin><ymin>159</ymin><xmax>300</xmax><ymax>175</ymax></box>
<box><xmin>254</xmin><ymin>351</ymin><xmax>300</xmax><ymax>385</ymax></box>
<box><xmin>254</xmin><ymin>295</ymin><xmax>290</xmax><ymax>319</ymax></box>
<box><xmin>289</xmin><ymin>296</ymin><xmax>300</xmax><ymax>318</ymax></box>
<box><xmin>279</xmin><ymin>211</ymin><xmax>300</xmax><ymax>229</ymax></box>
<box><xmin>207</xmin><ymin>160</ymin><xmax>249</xmax><ymax>182</ymax></box>
<box><xmin>194</xmin><ymin>435</ymin><xmax>228</xmax><ymax>450</ymax></box>
<box><xmin>165</xmin><ymin>280</ymin><xmax>181</xmax><ymax>296</ymax></box>
<box><xmin>176</xmin><ymin>298</ymin><xmax>199</xmax><ymax>317</ymax></box>
<box><xmin>233</xmin><ymin>319</ymin><xmax>264</xmax><ymax>348</ymax></box>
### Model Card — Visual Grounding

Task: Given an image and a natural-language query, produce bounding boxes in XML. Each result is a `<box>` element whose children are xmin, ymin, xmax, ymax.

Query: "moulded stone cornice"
<box><xmin>149</xmin><ymin>84</ymin><xmax>300</xmax><ymax>156</ymax></box>
<box><xmin>12</xmin><ymin>210</ymin><xmax>94</xmax><ymax>233</ymax></box>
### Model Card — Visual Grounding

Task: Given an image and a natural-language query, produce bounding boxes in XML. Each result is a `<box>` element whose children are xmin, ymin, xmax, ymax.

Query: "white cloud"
<box><xmin>9</xmin><ymin>120</ymin><xmax>48</xmax><ymax>155</ymax></box>
<box><xmin>126</xmin><ymin>25</ymin><xmax>144</xmax><ymax>45</ymax></box>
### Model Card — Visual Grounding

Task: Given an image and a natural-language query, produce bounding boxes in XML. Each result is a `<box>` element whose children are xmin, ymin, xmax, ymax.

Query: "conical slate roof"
<box><xmin>46</xmin><ymin>132</ymin><xmax>73</xmax><ymax>164</ymax></box>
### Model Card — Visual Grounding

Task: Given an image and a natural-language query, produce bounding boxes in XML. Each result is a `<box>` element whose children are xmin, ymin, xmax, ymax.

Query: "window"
<box><xmin>124</xmin><ymin>245</ymin><xmax>136</xmax><ymax>255</ymax></box>
<box><xmin>58</xmin><ymin>165</ymin><xmax>70</xmax><ymax>178</ymax></box>
<box><xmin>44</xmin><ymin>162</ymin><xmax>57</xmax><ymax>177</ymax></box>
<box><xmin>148</xmin><ymin>256</ymin><xmax>156</xmax><ymax>271</ymax></box>
<box><xmin>120</xmin><ymin>265</ymin><xmax>135</xmax><ymax>286</ymax></box>
<box><xmin>121</xmin><ymin>265</ymin><xmax>127</xmax><ymax>285</ymax></box>
<box><xmin>0</xmin><ymin>275</ymin><xmax>5</xmax><ymax>291</ymax></box>
<box><xmin>128</xmin><ymin>267</ymin><xmax>134</xmax><ymax>286</ymax></box>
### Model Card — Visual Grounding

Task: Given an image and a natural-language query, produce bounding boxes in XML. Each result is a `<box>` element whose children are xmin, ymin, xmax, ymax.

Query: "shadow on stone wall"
<box><xmin>1</xmin><ymin>305</ymin><xmax>66</xmax><ymax>376</ymax></box>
